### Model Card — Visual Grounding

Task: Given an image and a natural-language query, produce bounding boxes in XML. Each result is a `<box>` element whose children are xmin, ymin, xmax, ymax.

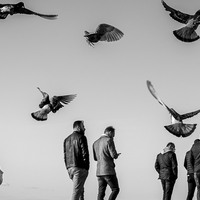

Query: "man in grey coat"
<box><xmin>93</xmin><ymin>126</ymin><xmax>121</xmax><ymax>200</ymax></box>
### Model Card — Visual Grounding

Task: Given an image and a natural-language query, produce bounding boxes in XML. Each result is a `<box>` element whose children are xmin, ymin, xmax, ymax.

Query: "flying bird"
<box><xmin>84</xmin><ymin>23</ymin><xmax>124</xmax><ymax>46</ymax></box>
<box><xmin>162</xmin><ymin>0</ymin><xmax>200</xmax><ymax>42</ymax></box>
<box><xmin>146</xmin><ymin>80</ymin><xmax>200</xmax><ymax>137</ymax></box>
<box><xmin>31</xmin><ymin>87</ymin><xmax>76</xmax><ymax>121</ymax></box>
<box><xmin>0</xmin><ymin>2</ymin><xmax>58</xmax><ymax>20</ymax></box>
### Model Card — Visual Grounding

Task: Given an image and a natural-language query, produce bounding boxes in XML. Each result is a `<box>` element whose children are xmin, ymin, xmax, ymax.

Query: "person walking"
<box><xmin>93</xmin><ymin>126</ymin><xmax>121</xmax><ymax>200</ymax></box>
<box><xmin>184</xmin><ymin>150</ymin><xmax>196</xmax><ymax>200</ymax></box>
<box><xmin>63</xmin><ymin>120</ymin><xmax>90</xmax><ymax>200</ymax></box>
<box><xmin>155</xmin><ymin>142</ymin><xmax>178</xmax><ymax>200</ymax></box>
<box><xmin>190</xmin><ymin>139</ymin><xmax>200</xmax><ymax>200</ymax></box>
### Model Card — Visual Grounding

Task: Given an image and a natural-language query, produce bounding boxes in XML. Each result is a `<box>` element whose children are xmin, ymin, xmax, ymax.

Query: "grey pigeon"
<box><xmin>0</xmin><ymin>2</ymin><xmax>57</xmax><ymax>20</ymax></box>
<box><xmin>147</xmin><ymin>80</ymin><xmax>200</xmax><ymax>137</ymax></box>
<box><xmin>162</xmin><ymin>0</ymin><xmax>200</xmax><ymax>42</ymax></box>
<box><xmin>31</xmin><ymin>87</ymin><xmax>76</xmax><ymax>121</ymax></box>
<box><xmin>84</xmin><ymin>23</ymin><xmax>124</xmax><ymax>46</ymax></box>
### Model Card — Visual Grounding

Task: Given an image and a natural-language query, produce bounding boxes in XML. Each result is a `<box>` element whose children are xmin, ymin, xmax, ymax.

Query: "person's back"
<box><xmin>155</xmin><ymin>148</ymin><xmax>177</xmax><ymax>181</ymax></box>
<box><xmin>93</xmin><ymin>135</ymin><xmax>118</xmax><ymax>176</ymax></box>
<box><xmin>64</xmin><ymin>131</ymin><xmax>89</xmax><ymax>170</ymax></box>
<box><xmin>191</xmin><ymin>139</ymin><xmax>200</xmax><ymax>173</ymax></box>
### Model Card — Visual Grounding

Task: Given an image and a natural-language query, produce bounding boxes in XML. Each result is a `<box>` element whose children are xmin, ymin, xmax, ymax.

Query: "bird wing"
<box><xmin>96</xmin><ymin>24</ymin><xmax>124</xmax><ymax>42</ymax></box>
<box><xmin>181</xmin><ymin>109</ymin><xmax>200</xmax><ymax>120</ymax></box>
<box><xmin>162</xmin><ymin>0</ymin><xmax>192</xmax><ymax>24</ymax></box>
<box><xmin>51</xmin><ymin>94</ymin><xmax>77</xmax><ymax>113</ymax></box>
<box><xmin>15</xmin><ymin>7</ymin><xmax>58</xmax><ymax>19</ymax></box>
<box><xmin>146</xmin><ymin>80</ymin><xmax>169</xmax><ymax>109</ymax></box>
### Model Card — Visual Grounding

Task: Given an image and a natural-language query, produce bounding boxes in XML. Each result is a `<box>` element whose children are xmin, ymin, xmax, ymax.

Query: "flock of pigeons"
<box><xmin>145</xmin><ymin>0</ymin><xmax>200</xmax><ymax>137</ymax></box>
<box><xmin>3</xmin><ymin>1</ymin><xmax>199</xmax><ymax>137</ymax></box>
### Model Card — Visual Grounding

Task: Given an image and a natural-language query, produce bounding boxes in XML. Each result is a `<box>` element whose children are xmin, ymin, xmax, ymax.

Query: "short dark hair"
<box><xmin>73</xmin><ymin>120</ymin><xmax>83</xmax><ymax>129</ymax></box>
<box><xmin>104</xmin><ymin>126</ymin><xmax>115</xmax><ymax>134</ymax></box>
<box><xmin>166</xmin><ymin>142</ymin><xmax>175</xmax><ymax>149</ymax></box>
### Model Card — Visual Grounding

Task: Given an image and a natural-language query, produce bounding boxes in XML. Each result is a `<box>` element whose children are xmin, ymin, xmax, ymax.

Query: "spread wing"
<box><xmin>181</xmin><ymin>109</ymin><xmax>200</xmax><ymax>120</ymax></box>
<box><xmin>146</xmin><ymin>80</ymin><xmax>169</xmax><ymax>109</ymax></box>
<box><xmin>15</xmin><ymin>7</ymin><xmax>58</xmax><ymax>19</ymax></box>
<box><xmin>162</xmin><ymin>0</ymin><xmax>192</xmax><ymax>24</ymax></box>
<box><xmin>51</xmin><ymin>94</ymin><xmax>77</xmax><ymax>113</ymax></box>
<box><xmin>96</xmin><ymin>24</ymin><xmax>124</xmax><ymax>42</ymax></box>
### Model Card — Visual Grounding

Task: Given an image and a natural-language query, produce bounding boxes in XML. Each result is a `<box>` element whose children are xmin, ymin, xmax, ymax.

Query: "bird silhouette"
<box><xmin>84</xmin><ymin>24</ymin><xmax>124</xmax><ymax>46</ymax></box>
<box><xmin>0</xmin><ymin>2</ymin><xmax>58</xmax><ymax>20</ymax></box>
<box><xmin>162</xmin><ymin>0</ymin><xmax>200</xmax><ymax>42</ymax></box>
<box><xmin>31</xmin><ymin>87</ymin><xmax>76</xmax><ymax>121</ymax></box>
<box><xmin>146</xmin><ymin>80</ymin><xmax>200</xmax><ymax>137</ymax></box>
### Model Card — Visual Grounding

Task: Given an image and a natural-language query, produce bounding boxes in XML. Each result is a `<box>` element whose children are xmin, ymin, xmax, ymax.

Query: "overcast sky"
<box><xmin>1</xmin><ymin>0</ymin><xmax>200</xmax><ymax>199</ymax></box>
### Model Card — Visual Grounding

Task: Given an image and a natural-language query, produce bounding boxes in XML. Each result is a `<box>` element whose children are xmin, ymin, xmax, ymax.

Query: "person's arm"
<box><xmin>93</xmin><ymin>143</ymin><xmax>97</xmax><ymax>161</ymax></box>
<box><xmin>108</xmin><ymin>138</ymin><xmax>120</xmax><ymax>159</ymax></box>
<box><xmin>80</xmin><ymin>136</ymin><xmax>90</xmax><ymax>170</ymax></box>
<box><xmin>155</xmin><ymin>155</ymin><xmax>160</xmax><ymax>174</ymax></box>
<box><xmin>171</xmin><ymin>153</ymin><xmax>178</xmax><ymax>179</ymax></box>
<box><xmin>184</xmin><ymin>153</ymin><xmax>187</xmax><ymax>170</ymax></box>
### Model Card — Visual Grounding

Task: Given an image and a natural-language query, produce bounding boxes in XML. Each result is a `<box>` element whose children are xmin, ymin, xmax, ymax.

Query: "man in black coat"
<box><xmin>184</xmin><ymin>150</ymin><xmax>196</xmax><ymax>200</ymax></box>
<box><xmin>63</xmin><ymin>120</ymin><xmax>90</xmax><ymax>200</ymax></box>
<box><xmin>190</xmin><ymin>139</ymin><xmax>200</xmax><ymax>200</ymax></box>
<box><xmin>155</xmin><ymin>142</ymin><xmax>178</xmax><ymax>200</ymax></box>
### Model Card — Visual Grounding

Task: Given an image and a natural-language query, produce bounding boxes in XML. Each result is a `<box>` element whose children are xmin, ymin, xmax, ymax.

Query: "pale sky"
<box><xmin>1</xmin><ymin>0</ymin><xmax>200</xmax><ymax>199</ymax></box>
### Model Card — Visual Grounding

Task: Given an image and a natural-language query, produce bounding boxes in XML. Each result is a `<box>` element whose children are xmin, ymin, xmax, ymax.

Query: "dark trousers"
<box><xmin>161</xmin><ymin>179</ymin><xmax>176</xmax><ymax>200</ymax></box>
<box><xmin>186</xmin><ymin>173</ymin><xmax>196</xmax><ymax>200</ymax></box>
<box><xmin>97</xmin><ymin>175</ymin><xmax>120</xmax><ymax>200</ymax></box>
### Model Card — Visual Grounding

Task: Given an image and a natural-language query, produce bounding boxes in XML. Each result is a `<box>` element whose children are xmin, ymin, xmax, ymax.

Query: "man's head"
<box><xmin>73</xmin><ymin>120</ymin><xmax>85</xmax><ymax>133</ymax></box>
<box><xmin>166</xmin><ymin>142</ymin><xmax>175</xmax><ymax>152</ymax></box>
<box><xmin>104</xmin><ymin>126</ymin><xmax>115</xmax><ymax>138</ymax></box>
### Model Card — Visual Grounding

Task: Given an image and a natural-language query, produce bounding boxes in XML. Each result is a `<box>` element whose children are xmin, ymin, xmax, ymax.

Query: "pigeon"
<box><xmin>84</xmin><ymin>23</ymin><xmax>124</xmax><ymax>46</ymax></box>
<box><xmin>161</xmin><ymin>0</ymin><xmax>200</xmax><ymax>42</ymax></box>
<box><xmin>31</xmin><ymin>87</ymin><xmax>76</xmax><ymax>121</ymax></box>
<box><xmin>0</xmin><ymin>2</ymin><xmax>58</xmax><ymax>20</ymax></box>
<box><xmin>146</xmin><ymin>80</ymin><xmax>200</xmax><ymax>137</ymax></box>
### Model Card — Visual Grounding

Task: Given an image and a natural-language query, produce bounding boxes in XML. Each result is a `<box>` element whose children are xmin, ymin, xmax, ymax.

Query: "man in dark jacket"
<box><xmin>155</xmin><ymin>142</ymin><xmax>178</xmax><ymax>200</ymax></box>
<box><xmin>93</xmin><ymin>126</ymin><xmax>121</xmax><ymax>200</ymax></box>
<box><xmin>190</xmin><ymin>139</ymin><xmax>200</xmax><ymax>200</ymax></box>
<box><xmin>63</xmin><ymin>120</ymin><xmax>89</xmax><ymax>200</ymax></box>
<box><xmin>184</xmin><ymin>150</ymin><xmax>196</xmax><ymax>200</ymax></box>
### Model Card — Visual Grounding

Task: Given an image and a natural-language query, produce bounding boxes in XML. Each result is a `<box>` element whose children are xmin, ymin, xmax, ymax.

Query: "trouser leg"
<box><xmin>105</xmin><ymin>175</ymin><xmax>120</xmax><ymax>200</ymax></box>
<box><xmin>68</xmin><ymin>167</ymin><xmax>88</xmax><ymax>200</ymax></box>
<box><xmin>97</xmin><ymin>176</ymin><xmax>107</xmax><ymax>200</ymax></box>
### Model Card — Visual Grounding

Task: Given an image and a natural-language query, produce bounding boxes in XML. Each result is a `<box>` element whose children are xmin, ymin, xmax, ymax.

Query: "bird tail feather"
<box><xmin>164</xmin><ymin>123</ymin><xmax>197</xmax><ymax>137</ymax></box>
<box><xmin>31</xmin><ymin>111</ymin><xmax>48</xmax><ymax>121</ymax></box>
<box><xmin>173</xmin><ymin>26</ymin><xmax>199</xmax><ymax>42</ymax></box>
